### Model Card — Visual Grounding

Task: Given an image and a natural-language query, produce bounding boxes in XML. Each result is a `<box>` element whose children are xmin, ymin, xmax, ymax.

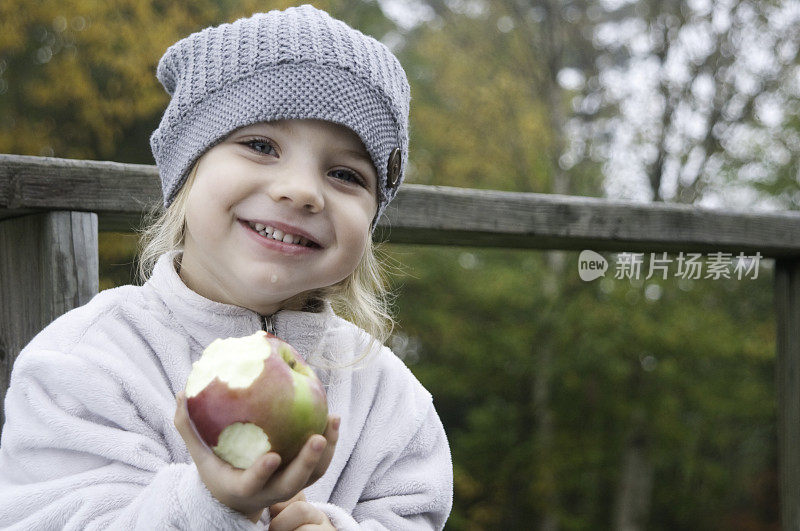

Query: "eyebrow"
<box><xmin>339</xmin><ymin>148</ymin><xmax>373</xmax><ymax>166</ymax></box>
<box><xmin>270</xmin><ymin>120</ymin><xmax>294</xmax><ymax>135</ymax></box>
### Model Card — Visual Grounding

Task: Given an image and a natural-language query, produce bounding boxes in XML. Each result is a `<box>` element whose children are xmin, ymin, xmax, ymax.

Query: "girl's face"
<box><xmin>179</xmin><ymin>119</ymin><xmax>378</xmax><ymax>316</ymax></box>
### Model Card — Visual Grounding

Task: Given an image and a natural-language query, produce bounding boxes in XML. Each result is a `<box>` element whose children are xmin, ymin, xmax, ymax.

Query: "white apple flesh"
<box><xmin>184</xmin><ymin>330</ymin><xmax>328</xmax><ymax>469</ymax></box>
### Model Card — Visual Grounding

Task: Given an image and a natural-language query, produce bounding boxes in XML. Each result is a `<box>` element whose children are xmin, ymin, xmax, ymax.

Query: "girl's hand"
<box><xmin>269</xmin><ymin>490</ymin><xmax>337</xmax><ymax>530</ymax></box>
<box><xmin>174</xmin><ymin>391</ymin><xmax>340</xmax><ymax>523</ymax></box>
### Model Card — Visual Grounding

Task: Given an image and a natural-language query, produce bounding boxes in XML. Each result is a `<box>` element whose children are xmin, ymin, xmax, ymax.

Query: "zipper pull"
<box><xmin>261</xmin><ymin>314</ymin><xmax>276</xmax><ymax>336</ymax></box>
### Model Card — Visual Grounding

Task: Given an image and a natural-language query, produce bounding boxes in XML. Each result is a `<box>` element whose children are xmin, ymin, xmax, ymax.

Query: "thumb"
<box><xmin>269</xmin><ymin>490</ymin><xmax>306</xmax><ymax>518</ymax></box>
<box><xmin>174</xmin><ymin>391</ymin><xmax>214</xmax><ymax>467</ymax></box>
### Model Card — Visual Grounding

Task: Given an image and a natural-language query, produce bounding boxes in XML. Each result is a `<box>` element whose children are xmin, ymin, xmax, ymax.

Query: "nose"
<box><xmin>268</xmin><ymin>165</ymin><xmax>324</xmax><ymax>213</ymax></box>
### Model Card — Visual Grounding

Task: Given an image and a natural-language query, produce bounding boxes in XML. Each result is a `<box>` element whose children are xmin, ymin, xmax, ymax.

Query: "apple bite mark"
<box><xmin>185</xmin><ymin>333</ymin><xmax>273</xmax><ymax>397</ymax></box>
<box><xmin>214</xmin><ymin>422</ymin><xmax>272</xmax><ymax>469</ymax></box>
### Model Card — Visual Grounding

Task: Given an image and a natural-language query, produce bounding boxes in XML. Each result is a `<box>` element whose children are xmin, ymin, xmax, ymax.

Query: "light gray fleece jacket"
<box><xmin>0</xmin><ymin>250</ymin><xmax>453</xmax><ymax>530</ymax></box>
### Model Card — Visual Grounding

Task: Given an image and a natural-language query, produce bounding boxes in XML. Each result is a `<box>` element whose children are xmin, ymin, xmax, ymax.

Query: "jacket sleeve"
<box><xmin>0</xmin><ymin>346</ymin><xmax>264</xmax><ymax>531</ymax></box>
<box><xmin>313</xmin><ymin>399</ymin><xmax>453</xmax><ymax>530</ymax></box>
<box><xmin>312</xmin><ymin>360</ymin><xmax>453</xmax><ymax>531</ymax></box>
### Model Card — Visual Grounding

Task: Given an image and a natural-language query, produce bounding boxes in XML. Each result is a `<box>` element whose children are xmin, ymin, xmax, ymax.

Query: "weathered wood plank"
<box><xmin>776</xmin><ymin>258</ymin><xmax>800</xmax><ymax>530</ymax></box>
<box><xmin>0</xmin><ymin>154</ymin><xmax>158</xmax><ymax>233</ymax></box>
<box><xmin>3</xmin><ymin>154</ymin><xmax>800</xmax><ymax>255</ymax></box>
<box><xmin>378</xmin><ymin>186</ymin><xmax>800</xmax><ymax>256</ymax></box>
<box><xmin>0</xmin><ymin>154</ymin><xmax>158</xmax><ymax>213</ymax></box>
<box><xmin>0</xmin><ymin>211</ymin><xmax>98</xmax><ymax>428</ymax></box>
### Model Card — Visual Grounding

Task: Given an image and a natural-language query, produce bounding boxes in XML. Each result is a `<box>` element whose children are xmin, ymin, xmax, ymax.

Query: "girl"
<box><xmin>0</xmin><ymin>5</ymin><xmax>453</xmax><ymax>530</ymax></box>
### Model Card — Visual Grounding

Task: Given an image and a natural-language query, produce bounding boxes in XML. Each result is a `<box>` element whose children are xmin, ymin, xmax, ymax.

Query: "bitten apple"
<box><xmin>184</xmin><ymin>330</ymin><xmax>328</xmax><ymax>469</ymax></box>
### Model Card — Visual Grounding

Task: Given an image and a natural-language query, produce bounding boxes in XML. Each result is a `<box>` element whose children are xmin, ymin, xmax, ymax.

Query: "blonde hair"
<box><xmin>134</xmin><ymin>162</ymin><xmax>397</xmax><ymax>369</ymax></box>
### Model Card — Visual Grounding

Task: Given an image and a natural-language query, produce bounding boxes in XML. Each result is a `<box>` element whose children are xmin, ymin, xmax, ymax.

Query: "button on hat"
<box><xmin>387</xmin><ymin>148</ymin><xmax>402</xmax><ymax>188</ymax></box>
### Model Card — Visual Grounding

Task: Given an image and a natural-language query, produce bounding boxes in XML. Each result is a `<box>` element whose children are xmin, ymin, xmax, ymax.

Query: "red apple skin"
<box><xmin>186</xmin><ymin>335</ymin><xmax>328</xmax><ymax>465</ymax></box>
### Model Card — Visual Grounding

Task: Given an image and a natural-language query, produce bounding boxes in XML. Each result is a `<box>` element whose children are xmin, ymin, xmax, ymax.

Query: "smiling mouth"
<box><xmin>243</xmin><ymin>221</ymin><xmax>320</xmax><ymax>248</ymax></box>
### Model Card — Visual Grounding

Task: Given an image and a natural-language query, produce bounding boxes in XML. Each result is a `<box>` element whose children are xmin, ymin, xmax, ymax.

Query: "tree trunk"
<box><xmin>612</xmin><ymin>417</ymin><xmax>655</xmax><ymax>531</ymax></box>
<box><xmin>534</xmin><ymin>311</ymin><xmax>559</xmax><ymax>531</ymax></box>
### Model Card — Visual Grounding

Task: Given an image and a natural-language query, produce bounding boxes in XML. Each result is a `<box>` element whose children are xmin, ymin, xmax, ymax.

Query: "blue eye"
<box><xmin>330</xmin><ymin>168</ymin><xmax>366</xmax><ymax>188</ymax></box>
<box><xmin>243</xmin><ymin>138</ymin><xmax>278</xmax><ymax>156</ymax></box>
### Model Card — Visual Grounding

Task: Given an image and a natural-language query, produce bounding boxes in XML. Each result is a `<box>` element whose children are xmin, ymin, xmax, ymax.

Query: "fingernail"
<box><xmin>333</xmin><ymin>417</ymin><xmax>341</xmax><ymax>431</ymax></box>
<box><xmin>312</xmin><ymin>438</ymin><xmax>325</xmax><ymax>452</ymax></box>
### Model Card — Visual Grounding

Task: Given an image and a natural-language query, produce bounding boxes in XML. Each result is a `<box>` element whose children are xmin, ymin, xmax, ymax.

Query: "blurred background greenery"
<box><xmin>3</xmin><ymin>0</ymin><xmax>798</xmax><ymax>528</ymax></box>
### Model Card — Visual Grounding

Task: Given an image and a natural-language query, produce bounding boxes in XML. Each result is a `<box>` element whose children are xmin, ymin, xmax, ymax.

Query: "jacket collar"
<box><xmin>144</xmin><ymin>250</ymin><xmax>333</xmax><ymax>361</ymax></box>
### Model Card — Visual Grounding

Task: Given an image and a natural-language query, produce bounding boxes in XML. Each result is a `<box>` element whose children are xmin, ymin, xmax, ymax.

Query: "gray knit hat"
<box><xmin>150</xmin><ymin>4</ymin><xmax>410</xmax><ymax>228</ymax></box>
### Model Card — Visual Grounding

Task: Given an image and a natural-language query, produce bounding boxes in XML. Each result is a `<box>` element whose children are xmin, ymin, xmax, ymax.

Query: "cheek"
<box><xmin>193</xmin><ymin>149</ymin><xmax>253</xmax><ymax>207</ymax></box>
<box><xmin>330</xmin><ymin>206</ymin><xmax>371</xmax><ymax>270</ymax></box>
<box><xmin>349</xmin><ymin>234</ymin><xmax>369</xmax><ymax>264</ymax></box>
<box><xmin>189</xmin><ymin>166</ymin><xmax>249</xmax><ymax>223</ymax></box>
<box><xmin>328</xmin><ymin>235</ymin><xmax>368</xmax><ymax>286</ymax></box>
<box><xmin>355</xmin><ymin>195</ymin><xmax>378</xmax><ymax>229</ymax></box>
<box><xmin>344</xmin><ymin>206</ymin><xmax>374</xmax><ymax>246</ymax></box>
<box><xmin>184</xmin><ymin>201</ymin><xmax>217</xmax><ymax>248</ymax></box>
<box><xmin>185</xmin><ymin>186</ymin><xmax>232</xmax><ymax>245</ymax></box>
<box><xmin>341</xmin><ymin>221</ymin><xmax>371</xmax><ymax>269</ymax></box>
<box><xmin>195</xmin><ymin>173</ymin><xmax>238</xmax><ymax>209</ymax></box>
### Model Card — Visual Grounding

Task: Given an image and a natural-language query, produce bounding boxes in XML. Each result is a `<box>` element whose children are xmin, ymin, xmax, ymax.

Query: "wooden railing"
<box><xmin>2</xmin><ymin>153</ymin><xmax>799</xmax><ymax>528</ymax></box>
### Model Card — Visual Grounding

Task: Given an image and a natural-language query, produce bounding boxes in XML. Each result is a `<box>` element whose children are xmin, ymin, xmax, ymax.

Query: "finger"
<box><xmin>270</xmin><ymin>434</ymin><xmax>327</xmax><ymax>497</ymax></box>
<box><xmin>306</xmin><ymin>415</ymin><xmax>340</xmax><ymax>486</ymax></box>
<box><xmin>174</xmin><ymin>391</ymin><xmax>216</xmax><ymax>470</ymax></box>
<box><xmin>268</xmin><ymin>489</ymin><xmax>306</xmax><ymax>519</ymax></box>
<box><xmin>237</xmin><ymin>451</ymin><xmax>282</xmax><ymax>497</ymax></box>
<box><xmin>268</xmin><ymin>501</ymin><xmax>325</xmax><ymax>531</ymax></box>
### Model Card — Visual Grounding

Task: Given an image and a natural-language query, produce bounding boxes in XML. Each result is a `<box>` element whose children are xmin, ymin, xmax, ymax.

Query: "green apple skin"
<box><xmin>186</xmin><ymin>332</ymin><xmax>328</xmax><ymax>468</ymax></box>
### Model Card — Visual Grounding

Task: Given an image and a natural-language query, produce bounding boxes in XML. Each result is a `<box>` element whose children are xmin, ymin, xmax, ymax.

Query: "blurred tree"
<box><xmin>568</xmin><ymin>0</ymin><xmax>797</xmax><ymax>526</ymax></box>
<box><xmin>396</xmin><ymin>2</ymin><xmax>605</xmax><ymax>528</ymax></box>
<box><xmin>573</xmin><ymin>0</ymin><xmax>800</xmax><ymax>209</ymax></box>
<box><xmin>0</xmin><ymin>0</ymin><xmax>300</xmax><ymax>162</ymax></box>
<box><xmin>388</xmin><ymin>244</ymin><xmax>776</xmax><ymax>530</ymax></box>
<box><xmin>404</xmin><ymin>0</ymin><xmax>603</xmax><ymax>197</ymax></box>
<box><xmin>387</xmin><ymin>1</ymin><xmax>781</xmax><ymax>529</ymax></box>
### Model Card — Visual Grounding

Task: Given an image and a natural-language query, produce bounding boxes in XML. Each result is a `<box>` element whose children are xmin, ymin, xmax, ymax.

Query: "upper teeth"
<box><xmin>248</xmin><ymin>221</ymin><xmax>311</xmax><ymax>247</ymax></box>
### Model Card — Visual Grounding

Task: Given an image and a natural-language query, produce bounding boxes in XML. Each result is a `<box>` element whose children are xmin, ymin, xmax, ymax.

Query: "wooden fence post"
<box><xmin>776</xmin><ymin>258</ymin><xmax>800</xmax><ymax>530</ymax></box>
<box><xmin>0</xmin><ymin>211</ymin><xmax>98</xmax><ymax>429</ymax></box>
